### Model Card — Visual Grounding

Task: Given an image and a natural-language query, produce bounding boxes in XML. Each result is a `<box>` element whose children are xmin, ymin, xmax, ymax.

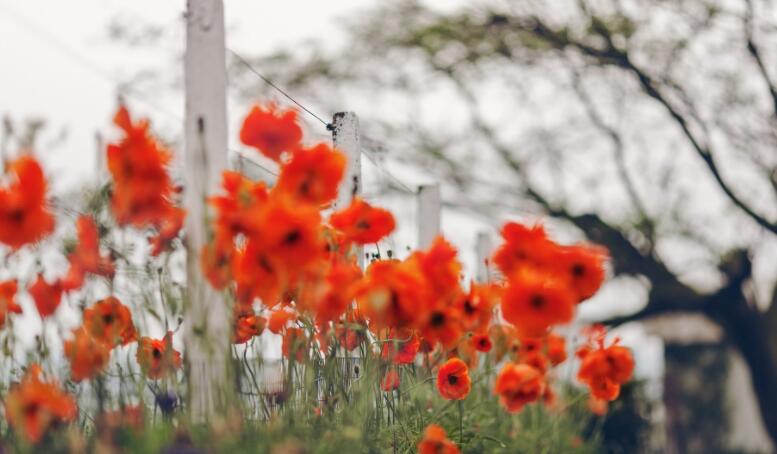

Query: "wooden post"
<box><xmin>331</xmin><ymin>112</ymin><xmax>363</xmax><ymax>267</ymax></box>
<box><xmin>417</xmin><ymin>184</ymin><xmax>441</xmax><ymax>249</ymax></box>
<box><xmin>183</xmin><ymin>0</ymin><xmax>230</xmax><ymax>422</ymax></box>
<box><xmin>475</xmin><ymin>231</ymin><xmax>492</xmax><ymax>283</ymax></box>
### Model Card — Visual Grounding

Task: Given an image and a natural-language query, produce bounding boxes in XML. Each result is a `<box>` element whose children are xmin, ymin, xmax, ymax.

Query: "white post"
<box><xmin>475</xmin><ymin>231</ymin><xmax>492</xmax><ymax>283</ymax></box>
<box><xmin>331</xmin><ymin>112</ymin><xmax>363</xmax><ymax>268</ymax></box>
<box><xmin>183</xmin><ymin>0</ymin><xmax>230</xmax><ymax>422</ymax></box>
<box><xmin>417</xmin><ymin>183</ymin><xmax>441</xmax><ymax>249</ymax></box>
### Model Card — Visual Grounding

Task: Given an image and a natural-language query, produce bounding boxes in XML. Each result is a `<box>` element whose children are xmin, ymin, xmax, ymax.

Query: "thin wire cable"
<box><xmin>227</xmin><ymin>48</ymin><xmax>332</xmax><ymax>130</ymax></box>
<box><xmin>360</xmin><ymin>146</ymin><xmax>416</xmax><ymax>194</ymax></box>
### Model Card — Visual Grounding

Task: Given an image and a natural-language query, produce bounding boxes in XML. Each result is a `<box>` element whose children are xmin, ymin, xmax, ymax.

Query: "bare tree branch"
<box><xmin>744</xmin><ymin>0</ymin><xmax>777</xmax><ymax>121</ymax></box>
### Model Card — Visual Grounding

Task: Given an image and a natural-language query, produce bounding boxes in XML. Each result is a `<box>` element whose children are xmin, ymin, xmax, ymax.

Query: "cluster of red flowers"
<box><xmin>62</xmin><ymin>296</ymin><xmax>180</xmax><ymax>382</ymax></box>
<box><xmin>0</xmin><ymin>102</ymin><xmax>635</xmax><ymax>448</ymax></box>
<box><xmin>205</xmin><ymin>104</ymin><xmax>635</xmax><ymax>416</ymax></box>
<box><xmin>0</xmin><ymin>107</ymin><xmax>187</xmax><ymax>444</ymax></box>
<box><xmin>202</xmin><ymin>103</ymin><xmax>396</xmax><ymax>353</ymax></box>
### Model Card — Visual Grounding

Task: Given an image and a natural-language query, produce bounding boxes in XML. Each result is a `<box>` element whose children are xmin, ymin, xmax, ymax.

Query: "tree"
<box><xmin>225</xmin><ymin>0</ymin><xmax>777</xmax><ymax>447</ymax></box>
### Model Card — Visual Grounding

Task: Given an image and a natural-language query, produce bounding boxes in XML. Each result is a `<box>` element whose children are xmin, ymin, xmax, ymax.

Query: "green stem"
<box><xmin>458</xmin><ymin>399</ymin><xmax>464</xmax><ymax>446</ymax></box>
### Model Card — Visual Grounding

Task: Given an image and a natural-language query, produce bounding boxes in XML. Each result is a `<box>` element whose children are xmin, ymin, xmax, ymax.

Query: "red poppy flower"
<box><xmin>551</xmin><ymin>244</ymin><xmax>608</xmax><ymax>302</ymax></box>
<box><xmin>421</xmin><ymin>306</ymin><xmax>463</xmax><ymax>350</ymax></box>
<box><xmin>107</xmin><ymin>106</ymin><xmax>179</xmax><ymax>229</ymax></box>
<box><xmin>275</xmin><ymin>143</ymin><xmax>346</xmax><ymax>206</ymax></box>
<box><xmin>494</xmin><ymin>363</ymin><xmax>545</xmax><ymax>413</ymax></box>
<box><xmin>436</xmin><ymin>358</ymin><xmax>471</xmax><ymax>400</ymax></box>
<box><xmin>457</xmin><ymin>282</ymin><xmax>497</xmax><ymax>332</ymax></box>
<box><xmin>355</xmin><ymin>259</ymin><xmax>431</xmax><ymax>330</ymax></box>
<box><xmin>64</xmin><ymin>327</ymin><xmax>111</xmax><ymax>382</ymax></box>
<box><xmin>411</xmin><ymin>236</ymin><xmax>462</xmax><ymax>303</ymax></box>
<box><xmin>381</xmin><ymin>328</ymin><xmax>420</xmax><ymax>364</ymax></box>
<box><xmin>253</xmin><ymin>195</ymin><xmax>324</xmax><ymax>270</ymax></box>
<box><xmin>149</xmin><ymin>206</ymin><xmax>186</xmax><ymax>256</ymax></box>
<box><xmin>501</xmin><ymin>269</ymin><xmax>575</xmax><ymax>337</ymax></box>
<box><xmin>239</xmin><ymin>104</ymin><xmax>303</xmax><ymax>162</ymax></box>
<box><xmin>267</xmin><ymin>309</ymin><xmax>297</xmax><ymax>335</ymax></box>
<box><xmin>4</xmin><ymin>364</ymin><xmax>77</xmax><ymax>444</ymax></box>
<box><xmin>329</xmin><ymin>198</ymin><xmax>396</xmax><ymax>245</ymax></box>
<box><xmin>234</xmin><ymin>313</ymin><xmax>266</xmax><ymax>344</ymax></box>
<box><xmin>28</xmin><ymin>275</ymin><xmax>64</xmax><ymax>319</ymax></box>
<box><xmin>82</xmin><ymin>296</ymin><xmax>137</xmax><ymax>347</ymax></box>
<box><xmin>62</xmin><ymin>216</ymin><xmax>115</xmax><ymax>291</ymax></box>
<box><xmin>335</xmin><ymin>312</ymin><xmax>367</xmax><ymax>351</ymax></box>
<box><xmin>208</xmin><ymin>171</ymin><xmax>269</xmax><ymax>239</ymax></box>
<box><xmin>282</xmin><ymin>327</ymin><xmax>307</xmax><ymax>362</ymax></box>
<box><xmin>314</xmin><ymin>259</ymin><xmax>362</xmax><ymax>325</ymax></box>
<box><xmin>136</xmin><ymin>332</ymin><xmax>181</xmax><ymax>379</ymax></box>
<box><xmin>577</xmin><ymin>344</ymin><xmax>634</xmax><ymax>401</ymax></box>
<box><xmin>381</xmin><ymin>368</ymin><xmax>401</xmax><ymax>392</ymax></box>
<box><xmin>546</xmin><ymin>332</ymin><xmax>567</xmax><ymax>366</ymax></box>
<box><xmin>0</xmin><ymin>280</ymin><xmax>22</xmax><ymax>328</ymax></box>
<box><xmin>418</xmin><ymin>424</ymin><xmax>460</xmax><ymax>454</ymax></box>
<box><xmin>492</xmin><ymin>222</ymin><xmax>553</xmax><ymax>276</ymax></box>
<box><xmin>0</xmin><ymin>155</ymin><xmax>55</xmax><ymax>249</ymax></box>
<box><xmin>471</xmin><ymin>332</ymin><xmax>492</xmax><ymax>353</ymax></box>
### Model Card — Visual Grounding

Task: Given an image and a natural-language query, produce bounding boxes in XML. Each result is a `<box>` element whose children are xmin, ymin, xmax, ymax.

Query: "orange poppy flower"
<box><xmin>329</xmin><ymin>198</ymin><xmax>396</xmax><ymax>245</ymax></box>
<box><xmin>421</xmin><ymin>306</ymin><xmax>463</xmax><ymax>350</ymax></box>
<box><xmin>335</xmin><ymin>312</ymin><xmax>367</xmax><ymax>351</ymax></box>
<box><xmin>355</xmin><ymin>259</ymin><xmax>431</xmax><ymax>330</ymax></box>
<box><xmin>107</xmin><ymin>106</ymin><xmax>179</xmax><ymax>229</ymax></box>
<box><xmin>4</xmin><ymin>364</ymin><xmax>77</xmax><ymax>444</ymax></box>
<box><xmin>208</xmin><ymin>171</ymin><xmax>269</xmax><ymax>238</ymax></box>
<box><xmin>275</xmin><ymin>143</ymin><xmax>346</xmax><ymax>206</ymax></box>
<box><xmin>380</xmin><ymin>328</ymin><xmax>420</xmax><ymax>364</ymax></box>
<box><xmin>551</xmin><ymin>244</ymin><xmax>608</xmax><ymax>302</ymax></box>
<box><xmin>267</xmin><ymin>309</ymin><xmax>297</xmax><ymax>335</ymax></box>
<box><xmin>577</xmin><ymin>344</ymin><xmax>634</xmax><ymax>401</ymax></box>
<box><xmin>492</xmin><ymin>222</ymin><xmax>553</xmax><ymax>276</ymax></box>
<box><xmin>411</xmin><ymin>236</ymin><xmax>462</xmax><ymax>303</ymax></box>
<box><xmin>417</xmin><ymin>424</ymin><xmax>460</xmax><ymax>454</ymax></box>
<box><xmin>436</xmin><ymin>358</ymin><xmax>471</xmax><ymax>400</ymax></box>
<box><xmin>381</xmin><ymin>368</ymin><xmax>401</xmax><ymax>392</ymax></box>
<box><xmin>136</xmin><ymin>332</ymin><xmax>181</xmax><ymax>379</ymax></box>
<box><xmin>0</xmin><ymin>155</ymin><xmax>55</xmax><ymax>249</ymax></box>
<box><xmin>0</xmin><ymin>280</ymin><xmax>22</xmax><ymax>328</ymax></box>
<box><xmin>494</xmin><ymin>363</ymin><xmax>545</xmax><ymax>413</ymax></box>
<box><xmin>28</xmin><ymin>275</ymin><xmax>64</xmax><ymax>319</ymax></box>
<box><xmin>457</xmin><ymin>282</ymin><xmax>497</xmax><ymax>332</ymax></box>
<box><xmin>62</xmin><ymin>216</ymin><xmax>115</xmax><ymax>291</ymax></box>
<box><xmin>82</xmin><ymin>296</ymin><xmax>137</xmax><ymax>347</ymax></box>
<box><xmin>253</xmin><ymin>195</ymin><xmax>324</xmax><ymax>271</ymax></box>
<box><xmin>471</xmin><ymin>332</ymin><xmax>492</xmax><ymax>353</ymax></box>
<box><xmin>149</xmin><ymin>206</ymin><xmax>186</xmax><ymax>256</ymax></box>
<box><xmin>501</xmin><ymin>269</ymin><xmax>575</xmax><ymax>337</ymax></box>
<box><xmin>239</xmin><ymin>104</ymin><xmax>303</xmax><ymax>162</ymax></box>
<box><xmin>281</xmin><ymin>327</ymin><xmax>307</xmax><ymax>362</ymax></box>
<box><xmin>519</xmin><ymin>351</ymin><xmax>549</xmax><ymax>374</ymax></box>
<box><xmin>64</xmin><ymin>327</ymin><xmax>111</xmax><ymax>382</ymax></box>
<box><xmin>314</xmin><ymin>259</ymin><xmax>362</xmax><ymax>325</ymax></box>
<box><xmin>546</xmin><ymin>332</ymin><xmax>567</xmax><ymax>366</ymax></box>
<box><xmin>234</xmin><ymin>313</ymin><xmax>266</xmax><ymax>344</ymax></box>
